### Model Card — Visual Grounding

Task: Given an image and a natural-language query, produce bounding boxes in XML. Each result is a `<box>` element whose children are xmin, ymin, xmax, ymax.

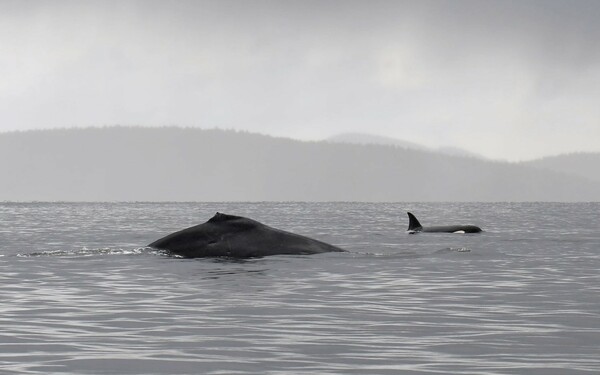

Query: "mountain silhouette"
<box><xmin>520</xmin><ymin>153</ymin><xmax>600</xmax><ymax>183</ymax></box>
<box><xmin>1</xmin><ymin>127</ymin><xmax>598</xmax><ymax>201</ymax></box>
<box><xmin>327</xmin><ymin>132</ymin><xmax>485</xmax><ymax>159</ymax></box>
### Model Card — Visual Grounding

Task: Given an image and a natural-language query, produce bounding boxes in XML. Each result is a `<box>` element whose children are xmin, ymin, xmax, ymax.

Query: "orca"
<box><xmin>148</xmin><ymin>212</ymin><xmax>345</xmax><ymax>258</ymax></box>
<box><xmin>407</xmin><ymin>212</ymin><xmax>482</xmax><ymax>234</ymax></box>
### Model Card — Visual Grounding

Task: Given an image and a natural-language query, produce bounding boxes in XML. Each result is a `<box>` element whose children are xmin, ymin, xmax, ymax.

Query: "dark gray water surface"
<box><xmin>1</xmin><ymin>202</ymin><xmax>599</xmax><ymax>374</ymax></box>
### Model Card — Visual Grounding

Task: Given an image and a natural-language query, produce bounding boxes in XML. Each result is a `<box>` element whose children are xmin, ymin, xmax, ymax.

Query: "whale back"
<box><xmin>149</xmin><ymin>212</ymin><xmax>344</xmax><ymax>258</ymax></box>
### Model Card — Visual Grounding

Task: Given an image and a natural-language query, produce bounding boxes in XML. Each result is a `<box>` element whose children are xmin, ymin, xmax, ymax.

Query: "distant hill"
<box><xmin>520</xmin><ymin>153</ymin><xmax>600</xmax><ymax>183</ymax></box>
<box><xmin>326</xmin><ymin>133</ymin><xmax>429</xmax><ymax>151</ymax></box>
<box><xmin>1</xmin><ymin>127</ymin><xmax>599</xmax><ymax>201</ymax></box>
<box><xmin>327</xmin><ymin>132</ymin><xmax>485</xmax><ymax>159</ymax></box>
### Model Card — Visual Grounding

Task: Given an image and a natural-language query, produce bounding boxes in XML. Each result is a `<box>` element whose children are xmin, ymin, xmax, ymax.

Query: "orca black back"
<box><xmin>406</xmin><ymin>212</ymin><xmax>482</xmax><ymax>233</ymax></box>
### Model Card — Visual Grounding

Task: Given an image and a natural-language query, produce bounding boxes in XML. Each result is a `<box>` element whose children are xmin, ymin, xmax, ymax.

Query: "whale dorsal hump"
<box><xmin>407</xmin><ymin>212</ymin><xmax>423</xmax><ymax>231</ymax></box>
<box><xmin>208</xmin><ymin>212</ymin><xmax>244</xmax><ymax>223</ymax></box>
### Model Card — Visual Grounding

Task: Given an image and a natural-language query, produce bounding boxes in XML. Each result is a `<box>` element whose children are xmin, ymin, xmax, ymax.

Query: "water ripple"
<box><xmin>0</xmin><ymin>202</ymin><xmax>599</xmax><ymax>374</ymax></box>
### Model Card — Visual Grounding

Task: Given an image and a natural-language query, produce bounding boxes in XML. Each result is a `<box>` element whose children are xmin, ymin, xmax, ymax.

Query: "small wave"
<box><xmin>16</xmin><ymin>247</ymin><xmax>155</xmax><ymax>258</ymax></box>
<box><xmin>435</xmin><ymin>247</ymin><xmax>472</xmax><ymax>254</ymax></box>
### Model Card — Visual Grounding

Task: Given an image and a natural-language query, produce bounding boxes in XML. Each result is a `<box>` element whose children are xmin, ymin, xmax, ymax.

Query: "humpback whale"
<box><xmin>148</xmin><ymin>212</ymin><xmax>345</xmax><ymax>258</ymax></box>
<box><xmin>407</xmin><ymin>212</ymin><xmax>482</xmax><ymax>234</ymax></box>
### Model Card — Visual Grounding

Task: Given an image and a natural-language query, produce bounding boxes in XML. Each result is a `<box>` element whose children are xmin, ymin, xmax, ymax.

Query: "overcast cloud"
<box><xmin>1</xmin><ymin>0</ymin><xmax>599</xmax><ymax>160</ymax></box>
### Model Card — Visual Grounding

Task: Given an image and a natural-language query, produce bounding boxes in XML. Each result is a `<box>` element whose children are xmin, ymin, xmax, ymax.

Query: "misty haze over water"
<box><xmin>1</xmin><ymin>0</ymin><xmax>599</xmax><ymax>160</ymax></box>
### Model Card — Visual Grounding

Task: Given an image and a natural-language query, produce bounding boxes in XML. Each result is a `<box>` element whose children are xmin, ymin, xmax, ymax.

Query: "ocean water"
<box><xmin>0</xmin><ymin>202</ymin><xmax>599</xmax><ymax>374</ymax></box>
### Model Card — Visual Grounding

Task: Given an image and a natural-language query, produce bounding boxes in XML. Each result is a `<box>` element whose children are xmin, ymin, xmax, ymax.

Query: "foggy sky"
<box><xmin>1</xmin><ymin>0</ymin><xmax>599</xmax><ymax>161</ymax></box>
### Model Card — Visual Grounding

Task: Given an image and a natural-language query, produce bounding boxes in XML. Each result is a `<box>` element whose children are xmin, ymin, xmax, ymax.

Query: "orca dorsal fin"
<box><xmin>407</xmin><ymin>212</ymin><xmax>423</xmax><ymax>231</ymax></box>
